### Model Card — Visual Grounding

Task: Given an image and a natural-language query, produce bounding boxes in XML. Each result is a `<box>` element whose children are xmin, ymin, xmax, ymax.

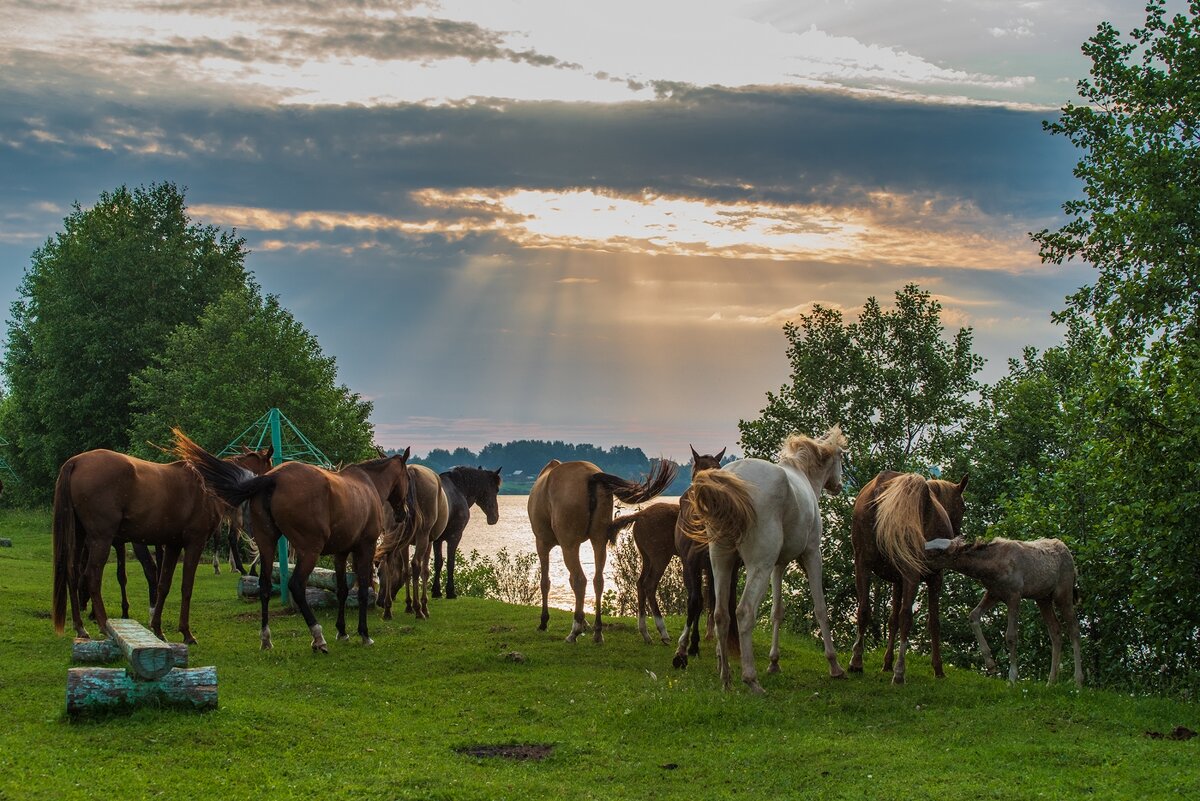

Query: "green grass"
<box><xmin>0</xmin><ymin>508</ymin><xmax>1196</xmax><ymax>801</ymax></box>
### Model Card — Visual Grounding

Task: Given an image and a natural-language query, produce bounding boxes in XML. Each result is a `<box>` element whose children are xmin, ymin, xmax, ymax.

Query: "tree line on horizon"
<box><xmin>0</xmin><ymin>2</ymin><xmax>1193</xmax><ymax>696</ymax></box>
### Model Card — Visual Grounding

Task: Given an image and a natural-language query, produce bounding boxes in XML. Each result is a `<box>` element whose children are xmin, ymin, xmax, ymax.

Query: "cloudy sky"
<box><xmin>0</xmin><ymin>1</ymin><xmax>1155</xmax><ymax>459</ymax></box>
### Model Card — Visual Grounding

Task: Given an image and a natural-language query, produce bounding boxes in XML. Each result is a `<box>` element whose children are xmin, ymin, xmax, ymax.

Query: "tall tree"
<box><xmin>2</xmin><ymin>183</ymin><xmax>247</xmax><ymax>500</ymax></box>
<box><xmin>128</xmin><ymin>284</ymin><xmax>376</xmax><ymax>465</ymax></box>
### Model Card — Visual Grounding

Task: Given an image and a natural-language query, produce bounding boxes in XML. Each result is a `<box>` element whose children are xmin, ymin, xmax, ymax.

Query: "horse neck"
<box><xmin>447</xmin><ymin>469</ymin><xmax>486</xmax><ymax>505</ymax></box>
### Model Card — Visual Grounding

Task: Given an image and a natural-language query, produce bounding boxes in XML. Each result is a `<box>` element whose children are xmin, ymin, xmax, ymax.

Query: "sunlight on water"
<box><xmin>457</xmin><ymin>495</ymin><xmax>678</xmax><ymax>611</ymax></box>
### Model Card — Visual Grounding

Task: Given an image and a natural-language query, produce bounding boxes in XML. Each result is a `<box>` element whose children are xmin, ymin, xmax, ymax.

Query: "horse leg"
<box><xmin>927</xmin><ymin>572</ymin><xmax>945</xmax><ymax>678</ymax></box>
<box><xmin>352</xmin><ymin>542</ymin><xmax>375</xmax><ymax>645</ymax></box>
<box><xmin>560</xmin><ymin>544</ymin><xmax>588</xmax><ymax>643</ymax></box>
<box><xmin>636</xmin><ymin>553</ymin><xmax>653</xmax><ymax>644</ymax></box>
<box><xmin>892</xmin><ymin>579</ymin><xmax>919</xmax><ymax>686</ymax></box>
<box><xmin>735</xmin><ymin>562</ymin><xmax>771</xmax><ymax>694</ymax></box>
<box><xmin>709</xmin><ymin>544</ymin><xmax>736</xmax><ymax>690</ymax></box>
<box><xmin>82</xmin><ymin>540</ymin><xmax>113</xmax><ymax>638</ymax></box>
<box><xmin>536</xmin><ymin>540</ymin><xmax>552</xmax><ymax>631</ymax></box>
<box><xmin>647</xmin><ymin>559</ymin><xmax>670</xmax><ymax>645</ymax></box>
<box><xmin>150</xmin><ymin>544</ymin><xmax>182</xmax><ymax>642</ymax></box>
<box><xmin>176</xmin><ymin>539</ymin><xmax>206</xmax><ymax>644</ymax></box>
<box><xmin>882</xmin><ymin>582</ymin><xmax>902</xmax><ymax>673</ymax></box>
<box><xmin>673</xmin><ymin>555</ymin><xmax>701</xmax><ymax>668</ymax></box>
<box><xmin>115</xmin><ymin>543</ymin><xmax>130</xmax><ymax>619</ymax></box>
<box><xmin>767</xmin><ymin>564</ymin><xmax>785</xmax><ymax>674</ymax></box>
<box><xmin>229</xmin><ymin>517</ymin><xmax>246</xmax><ymax>575</ymax></box>
<box><xmin>257</xmin><ymin>537</ymin><xmax>276</xmax><ymax>649</ymax></box>
<box><xmin>1060</xmin><ymin>591</ymin><xmax>1083</xmax><ymax>686</ymax></box>
<box><xmin>334</xmin><ymin>553</ymin><xmax>351</xmax><ymax>641</ymax></box>
<box><xmin>431</xmin><ymin>538</ymin><xmax>444</xmax><ymax>599</ymax></box>
<box><xmin>1004</xmin><ymin>597</ymin><xmax>1021</xmax><ymax>684</ymax></box>
<box><xmin>132</xmin><ymin>542</ymin><xmax>159</xmax><ymax>619</ymax></box>
<box><xmin>703</xmin><ymin>561</ymin><xmax>716</xmax><ymax>642</ymax></box>
<box><xmin>409</xmin><ymin>532</ymin><xmax>431</xmax><ymax>620</ymax></box>
<box><xmin>801</xmin><ymin>546</ymin><xmax>845</xmax><ymax>679</ymax></box>
<box><xmin>969</xmin><ymin>590</ymin><xmax>1000</xmax><ymax>674</ymax></box>
<box><xmin>445</xmin><ymin>531</ymin><xmax>462</xmax><ymax>599</ymax></box>
<box><xmin>289</xmin><ymin>550</ymin><xmax>327</xmax><ymax>653</ymax></box>
<box><xmin>849</xmin><ymin>560</ymin><xmax>871</xmax><ymax>673</ymax></box>
<box><xmin>403</xmin><ymin>543</ymin><xmax>415</xmax><ymax>615</ymax></box>
<box><xmin>211</xmin><ymin>528</ymin><xmax>221</xmax><ymax>575</ymax></box>
<box><xmin>590</xmin><ymin>537</ymin><xmax>608</xmax><ymax>644</ymax></box>
<box><xmin>1037</xmin><ymin>598</ymin><xmax>1063</xmax><ymax>685</ymax></box>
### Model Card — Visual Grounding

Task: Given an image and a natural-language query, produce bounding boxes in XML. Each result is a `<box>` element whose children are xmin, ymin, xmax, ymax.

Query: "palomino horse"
<box><xmin>433</xmin><ymin>466</ymin><xmax>502</xmax><ymax>599</ymax></box>
<box><xmin>52</xmin><ymin>445</ymin><xmax>273</xmax><ymax>643</ymax></box>
<box><xmin>173</xmin><ymin>429</ymin><xmax>411</xmax><ymax>652</ymax></box>
<box><xmin>528</xmin><ymin>458</ymin><xmax>677</xmax><ymax>643</ymax></box>
<box><xmin>375</xmin><ymin>463</ymin><xmax>449</xmax><ymax>620</ymax></box>
<box><xmin>848</xmin><ymin>470</ymin><xmax>967</xmax><ymax>685</ymax></box>
<box><xmin>688</xmin><ymin>427</ymin><xmax>848</xmax><ymax>693</ymax></box>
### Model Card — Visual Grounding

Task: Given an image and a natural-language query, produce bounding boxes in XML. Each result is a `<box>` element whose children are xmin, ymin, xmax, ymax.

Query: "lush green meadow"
<box><xmin>0</xmin><ymin>509</ymin><xmax>1195</xmax><ymax>801</ymax></box>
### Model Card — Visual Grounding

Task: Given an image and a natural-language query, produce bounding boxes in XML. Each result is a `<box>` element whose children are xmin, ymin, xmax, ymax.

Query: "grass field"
<box><xmin>1</xmin><ymin>508</ymin><xmax>1196</xmax><ymax>801</ymax></box>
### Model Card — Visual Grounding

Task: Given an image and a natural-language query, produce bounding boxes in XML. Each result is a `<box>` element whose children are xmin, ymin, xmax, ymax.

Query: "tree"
<box><xmin>127</xmin><ymin>284</ymin><xmax>376</xmax><ymax>465</ymax></box>
<box><xmin>738</xmin><ymin>284</ymin><xmax>983</xmax><ymax>645</ymax></box>
<box><xmin>2</xmin><ymin>183</ymin><xmax>247</xmax><ymax>500</ymax></box>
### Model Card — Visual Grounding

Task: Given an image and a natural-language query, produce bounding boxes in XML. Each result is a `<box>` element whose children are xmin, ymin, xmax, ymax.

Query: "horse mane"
<box><xmin>872</xmin><ymin>473</ymin><xmax>930</xmax><ymax>580</ymax></box>
<box><xmin>354</xmin><ymin>455</ymin><xmax>398</xmax><ymax>472</ymax></box>
<box><xmin>778</xmin><ymin>425</ymin><xmax>847</xmax><ymax>474</ymax></box>
<box><xmin>444</xmin><ymin>465</ymin><xmax>499</xmax><ymax>495</ymax></box>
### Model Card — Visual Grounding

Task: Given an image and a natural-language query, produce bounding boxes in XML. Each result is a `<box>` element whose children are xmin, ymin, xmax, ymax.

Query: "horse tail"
<box><xmin>605</xmin><ymin>505</ymin><xmax>661</xmax><ymax>545</ymax></box>
<box><xmin>51</xmin><ymin>459</ymin><xmax>77</xmax><ymax>636</ymax></box>
<box><xmin>171</xmin><ymin>428</ymin><xmax>275</xmax><ymax>508</ymax></box>
<box><xmin>872</xmin><ymin>473</ymin><xmax>930</xmax><ymax>581</ymax></box>
<box><xmin>587</xmin><ymin>460</ymin><xmax>678</xmax><ymax>522</ymax></box>
<box><xmin>685</xmin><ymin>470</ymin><xmax>756</xmax><ymax>547</ymax></box>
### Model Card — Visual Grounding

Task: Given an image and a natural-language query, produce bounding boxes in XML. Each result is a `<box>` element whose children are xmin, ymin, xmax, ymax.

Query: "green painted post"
<box><xmin>269</xmin><ymin>408</ymin><xmax>289</xmax><ymax>604</ymax></box>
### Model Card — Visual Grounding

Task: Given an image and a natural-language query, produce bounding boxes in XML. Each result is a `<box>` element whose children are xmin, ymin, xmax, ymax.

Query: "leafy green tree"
<box><xmin>127</xmin><ymin>284</ymin><xmax>376</xmax><ymax>465</ymax></box>
<box><xmin>738</xmin><ymin>284</ymin><xmax>983</xmax><ymax>646</ymax></box>
<box><xmin>2</xmin><ymin>183</ymin><xmax>247</xmax><ymax>501</ymax></box>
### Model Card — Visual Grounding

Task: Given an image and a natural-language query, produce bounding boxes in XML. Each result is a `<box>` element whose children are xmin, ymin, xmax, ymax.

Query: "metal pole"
<box><xmin>270</xmin><ymin>408</ymin><xmax>290</xmax><ymax>604</ymax></box>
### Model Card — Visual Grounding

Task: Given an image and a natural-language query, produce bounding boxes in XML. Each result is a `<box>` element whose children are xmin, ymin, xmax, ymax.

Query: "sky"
<box><xmin>0</xmin><ymin>1</ymin><xmax>1158</xmax><ymax>460</ymax></box>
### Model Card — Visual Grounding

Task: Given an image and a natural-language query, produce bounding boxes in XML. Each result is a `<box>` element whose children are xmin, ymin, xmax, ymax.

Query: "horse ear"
<box><xmin>690</xmin><ymin>445</ymin><xmax>700</xmax><ymax>461</ymax></box>
<box><xmin>263</xmin><ymin>445</ymin><xmax>274</xmax><ymax>460</ymax></box>
<box><xmin>716</xmin><ymin>447</ymin><xmax>726</xmax><ymax>461</ymax></box>
<box><xmin>401</xmin><ymin>446</ymin><xmax>411</xmax><ymax>461</ymax></box>
<box><xmin>957</xmin><ymin>473</ymin><xmax>969</xmax><ymax>493</ymax></box>
<box><xmin>494</xmin><ymin>467</ymin><xmax>503</xmax><ymax>475</ymax></box>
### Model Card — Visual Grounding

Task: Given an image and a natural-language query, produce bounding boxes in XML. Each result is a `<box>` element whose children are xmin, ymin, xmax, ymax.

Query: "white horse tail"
<box><xmin>873</xmin><ymin>473</ymin><xmax>930</xmax><ymax>580</ymax></box>
<box><xmin>685</xmin><ymin>470</ymin><xmax>756</xmax><ymax>547</ymax></box>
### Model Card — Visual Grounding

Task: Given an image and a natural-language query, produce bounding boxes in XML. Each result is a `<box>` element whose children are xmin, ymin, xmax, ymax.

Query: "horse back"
<box><xmin>268</xmin><ymin>462</ymin><xmax>379</xmax><ymax>553</ymax></box>
<box><xmin>409</xmin><ymin>464</ymin><xmax>450</xmax><ymax>541</ymax></box>
<box><xmin>528</xmin><ymin>460</ymin><xmax>603</xmax><ymax>546</ymax></box>
<box><xmin>67</xmin><ymin>450</ymin><xmax>218</xmax><ymax>537</ymax></box>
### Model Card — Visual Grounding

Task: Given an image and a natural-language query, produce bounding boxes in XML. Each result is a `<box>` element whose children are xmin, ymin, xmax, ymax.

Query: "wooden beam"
<box><xmin>66</xmin><ymin>666</ymin><xmax>217</xmax><ymax>717</ymax></box>
<box><xmin>72</xmin><ymin>637</ymin><xmax>188</xmax><ymax>668</ymax></box>
<box><xmin>104</xmin><ymin>619</ymin><xmax>175</xmax><ymax>680</ymax></box>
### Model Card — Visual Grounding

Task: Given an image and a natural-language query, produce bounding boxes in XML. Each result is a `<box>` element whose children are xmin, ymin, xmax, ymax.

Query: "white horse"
<box><xmin>687</xmin><ymin>426</ymin><xmax>848</xmax><ymax>693</ymax></box>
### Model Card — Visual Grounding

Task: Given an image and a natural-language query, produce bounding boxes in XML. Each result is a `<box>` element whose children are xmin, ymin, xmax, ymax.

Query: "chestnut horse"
<box><xmin>52</xmin><ymin>445</ymin><xmax>273</xmax><ymax>643</ymax></box>
<box><xmin>528</xmin><ymin>458</ymin><xmax>677</xmax><ymax>643</ymax></box>
<box><xmin>688</xmin><ymin>427</ymin><xmax>848</xmax><ymax>693</ymax></box>
<box><xmin>375</xmin><ymin>463</ymin><xmax>449</xmax><ymax>620</ymax></box>
<box><xmin>848</xmin><ymin>470</ymin><xmax>967</xmax><ymax>685</ymax></box>
<box><xmin>432</xmin><ymin>466</ymin><xmax>503</xmax><ymax>599</ymax></box>
<box><xmin>173</xmin><ymin>429</ymin><xmax>411</xmax><ymax>652</ymax></box>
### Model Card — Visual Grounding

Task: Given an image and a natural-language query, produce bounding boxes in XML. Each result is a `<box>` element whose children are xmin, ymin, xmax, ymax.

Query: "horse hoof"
<box><xmin>767</xmin><ymin>662</ymin><xmax>780</xmax><ymax>674</ymax></box>
<box><xmin>745</xmin><ymin>681</ymin><xmax>765</xmax><ymax>695</ymax></box>
<box><xmin>537</xmin><ymin>623</ymin><xmax>548</xmax><ymax>632</ymax></box>
<box><xmin>432</xmin><ymin>590</ymin><xmax>442</xmax><ymax>599</ymax></box>
<box><xmin>672</xmin><ymin>654</ymin><xmax>688</xmax><ymax>669</ymax></box>
<box><xmin>831</xmin><ymin>669</ymin><xmax>847</xmax><ymax>680</ymax></box>
<box><xmin>337</xmin><ymin>633</ymin><xmax>350</xmax><ymax>642</ymax></box>
<box><xmin>593</xmin><ymin>633</ymin><xmax>604</xmax><ymax>645</ymax></box>
<box><xmin>183</xmin><ymin>635</ymin><xmax>198</xmax><ymax>646</ymax></box>
<box><xmin>660</xmin><ymin>637</ymin><xmax>671</xmax><ymax>646</ymax></box>
<box><xmin>313</xmin><ymin>642</ymin><xmax>329</xmax><ymax>654</ymax></box>
<box><xmin>446</xmin><ymin>591</ymin><xmax>457</xmax><ymax>599</ymax></box>
<box><xmin>564</xmin><ymin>634</ymin><xmax>578</xmax><ymax>644</ymax></box>
<box><xmin>891</xmin><ymin>675</ymin><xmax>906</xmax><ymax>686</ymax></box>
<box><xmin>848</xmin><ymin>665</ymin><xmax>864</xmax><ymax>673</ymax></box>
<box><xmin>362</xmin><ymin>636</ymin><xmax>374</xmax><ymax>646</ymax></box>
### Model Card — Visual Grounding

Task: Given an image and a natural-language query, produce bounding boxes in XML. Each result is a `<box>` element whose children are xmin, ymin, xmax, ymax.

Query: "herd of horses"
<box><xmin>49</xmin><ymin>425</ymin><xmax>1083</xmax><ymax>691</ymax></box>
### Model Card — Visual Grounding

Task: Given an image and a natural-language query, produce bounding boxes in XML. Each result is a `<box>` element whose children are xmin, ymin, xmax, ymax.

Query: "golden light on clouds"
<box><xmin>195</xmin><ymin>187</ymin><xmax>1041</xmax><ymax>271</ymax></box>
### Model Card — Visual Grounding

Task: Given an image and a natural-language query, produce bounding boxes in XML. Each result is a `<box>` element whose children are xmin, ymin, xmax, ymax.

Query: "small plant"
<box><xmin>492</xmin><ymin>547</ymin><xmax>540</xmax><ymax>606</ymax></box>
<box><xmin>608</xmin><ymin>532</ymin><xmax>688</xmax><ymax>617</ymax></box>
<box><xmin>453</xmin><ymin>549</ymin><xmax>499</xmax><ymax>599</ymax></box>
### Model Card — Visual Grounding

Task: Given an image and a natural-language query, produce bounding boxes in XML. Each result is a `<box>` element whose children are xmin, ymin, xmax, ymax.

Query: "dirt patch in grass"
<box><xmin>1144</xmin><ymin>726</ymin><xmax>1197</xmax><ymax>741</ymax></box>
<box><xmin>454</xmin><ymin>744</ymin><xmax>554</xmax><ymax>761</ymax></box>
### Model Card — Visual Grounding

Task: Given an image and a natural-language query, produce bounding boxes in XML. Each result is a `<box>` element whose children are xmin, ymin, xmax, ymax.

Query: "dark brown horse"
<box><xmin>432</xmin><ymin>466</ymin><xmax>503</xmax><ymax>599</ymax></box>
<box><xmin>173</xmin><ymin>429</ymin><xmax>411</xmax><ymax>652</ymax></box>
<box><xmin>52</xmin><ymin>445</ymin><xmax>274</xmax><ymax>643</ymax></box>
<box><xmin>528</xmin><ymin>458</ymin><xmax>677</xmax><ymax>643</ymax></box>
<box><xmin>848</xmin><ymin>470</ymin><xmax>968</xmax><ymax>685</ymax></box>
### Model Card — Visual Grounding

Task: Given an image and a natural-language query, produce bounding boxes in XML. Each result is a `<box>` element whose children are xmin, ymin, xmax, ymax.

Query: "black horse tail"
<box><xmin>171</xmin><ymin>428</ymin><xmax>277</xmax><ymax>509</ymax></box>
<box><xmin>51</xmin><ymin>459</ymin><xmax>77</xmax><ymax>636</ymax></box>
<box><xmin>587</xmin><ymin>460</ymin><xmax>678</xmax><ymax>534</ymax></box>
<box><xmin>604</xmin><ymin>505</ymin><xmax>663</xmax><ymax>545</ymax></box>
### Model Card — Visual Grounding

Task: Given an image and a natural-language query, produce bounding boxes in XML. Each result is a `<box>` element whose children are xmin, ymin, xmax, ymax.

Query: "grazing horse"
<box><xmin>375</xmin><ymin>463</ymin><xmax>449</xmax><ymax>620</ymax></box>
<box><xmin>528</xmin><ymin>458</ymin><xmax>678</xmax><ymax>643</ymax></box>
<box><xmin>924</xmin><ymin>536</ymin><xmax>1083</xmax><ymax>686</ymax></box>
<box><xmin>52</xmin><ymin>445</ymin><xmax>273</xmax><ymax>643</ymax></box>
<box><xmin>688</xmin><ymin>426</ymin><xmax>847</xmax><ymax>693</ymax></box>
<box><xmin>848</xmin><ymin>471</ymin><xmax>968</xmax><ymax>685</ymax></box>
<box><xmin>432</xmin><ymin>466</ymin><xmax>502</xmax><ymax>599</ymax></box>
<box><xmin>173</xmin><ymin>429</ymin><xmax>411</xmax><ymax>652</ymax></box>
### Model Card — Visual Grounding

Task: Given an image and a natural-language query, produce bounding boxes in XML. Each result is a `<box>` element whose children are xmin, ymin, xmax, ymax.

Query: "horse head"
<box><xmin>928</xmin><ymin>473</ymin><xmax>968</xmax><ymax>537</ymax></box>
<box><xmin>689</xmin><ymin>445</ymin><xmax>725</xmax><ymax>479</ymax></box>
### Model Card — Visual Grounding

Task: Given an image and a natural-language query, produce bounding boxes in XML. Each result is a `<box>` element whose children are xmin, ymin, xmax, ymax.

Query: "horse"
<box><xmin>211</xmin><ymin>503</ymin><xmax>252</xmax><ymax>575</ymax></box>
<box><xmin>924</xmin><ymin>536</ymin><xmax>1083</xmax><ymax>686</ymax></box>
<box><xmin>688</xmin><ymin>426</ymin><xmax>848</xmax><ymax>693</ymax></box>
<box><xmin>375</xmin><ymin>463</ymin><xmax>449</xmax><ymax>620</ymax></box>
<box><xmin>847</xmin><ymin>470</ymin><xmax>968</xmax><ymax>685</ymax></box>
<box><xmin>52</xmin><ymin>444</ymin><xmax>274</xmax><ymax>643</ymax></box>
<box><xmin>528</xmin><ymin>458</ymin><xmax>678</xmax><ymax>643</ymax></box>
<box><xmin>432</xmin><ymin>466</ymin><xmax>502</xmax><ymax>599</ymax></box>
<box><xmin>172</xmin><ymin>429</ymin><xmax>411</xmax><ymax>652</ymax></box>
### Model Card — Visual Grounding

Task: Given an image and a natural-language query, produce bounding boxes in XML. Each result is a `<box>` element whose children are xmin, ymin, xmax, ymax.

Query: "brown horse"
<box><xmin>529</xmin><ymin>458</ymin><xmax>677</xmax><ymax>643</ymax></box>
<box><xmin>173</xmin><ymin>429</ymin><xmax>411</xmax><ymax>652</ymax></box>
<box><xmin>848</xmin><ymin>470</ymin><xmax>968</xmax><ymax>685</ymax></box>
<box><xmin>52</xmin><ymin>445</ymin><xmax>273</xmax><ymax>643</ymax></box>
<box><xmin>375</xmin><ymin>463</ymin><xmax>449</xmax><ymax>620</ymax></box>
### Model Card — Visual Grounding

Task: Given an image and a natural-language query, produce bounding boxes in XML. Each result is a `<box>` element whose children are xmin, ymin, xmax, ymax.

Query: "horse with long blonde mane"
<box><xmin>848</xmin><ymin>470</ymin><xmax>967</xmax><ymax>685</ymax></box>
<box><xmin>688</xmin><ymin>426</ymin><xmax>848</xmax><ymax>693</ymax></box>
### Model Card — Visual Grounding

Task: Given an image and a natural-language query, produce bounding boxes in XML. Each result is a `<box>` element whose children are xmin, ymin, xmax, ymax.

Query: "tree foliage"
<box><xmin>127</xmin><ymin>284</ymin><xmax>376</xmax><ymax>465</ymax></box>
<box><xmin>1</xmin><ymin>183</ymin><xmax>247</xmax><ymax>500</ymax></box>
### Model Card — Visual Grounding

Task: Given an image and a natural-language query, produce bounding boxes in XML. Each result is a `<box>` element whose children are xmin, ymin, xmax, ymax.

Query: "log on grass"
<box><xmin>104</xmin><ymin>618</ymin><xmax>176</xmax><ymax>680</ymax></box>
<box><xmin>72</xmin><ymin>637</ymin><xmax>188</xmax><ymax>668</ymax></box>
<box><xmin>269</xmin><ymin>565</ymin><xmax>365</xmax><ymax>593</ymax></box>
<box><xmin>0</xmin><ymin>538</ymin><xmax>11</xmax><ymax>547</ymax></box>
<box><xmin>240</xmin><ymin>571</ymin><xmax>376</xmax><ymax>607</ymax></box>
<box><xmin>66</xmin><ymin>666</ymin><xmax>217</xmax><ymax>717</ymax></box>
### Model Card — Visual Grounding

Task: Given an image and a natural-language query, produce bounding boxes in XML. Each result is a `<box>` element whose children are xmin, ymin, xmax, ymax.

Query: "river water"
<box><xmin>457</xmin><ymin>494</ymin><xmax>679</xmax><ymax>610</ymax></box>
